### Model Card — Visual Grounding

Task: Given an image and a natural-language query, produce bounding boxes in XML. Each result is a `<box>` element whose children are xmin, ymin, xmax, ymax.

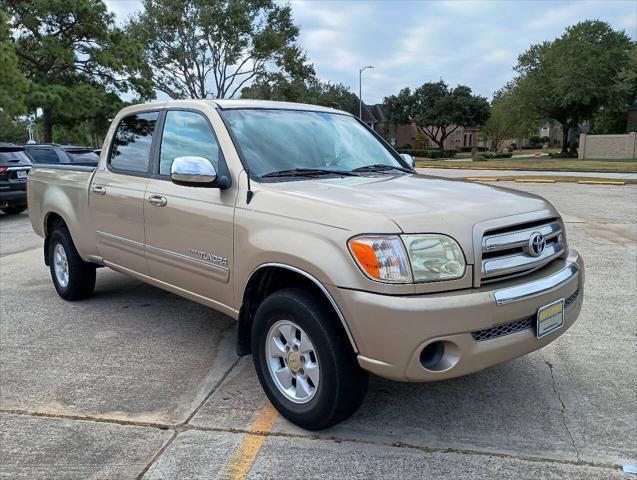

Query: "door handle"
<box><xmin>148</xmin><ymin>195</ymin><xmax>167</xmax><ymax>207</ymax></box>
<box><xmin>92</xmin><ymin>185</ymin><xmax>106</xmax><ymax>195</ymax></box>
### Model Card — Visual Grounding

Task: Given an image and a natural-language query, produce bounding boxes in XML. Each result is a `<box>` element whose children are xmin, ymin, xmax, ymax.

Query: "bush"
<box><xmin>397</xmin><ymin>148</ymin><xmax>458</xmax><ymax>158</ymax></box>
<box><xmin>489</xmin><ymin>152</ymin><xmax>513</xmax><ymax>159</ymax></box>
<box><xmin>472</xmin><ymin>152</ymin><xmax>513</xmax><ymax>161</ymax></box>
<box><xmin>460</xmin><ymin>146</ymin><xmax>488</xmax><ymax>152</ymax></box>
<box><xmin>549</xmin><ymin>151</ymin><xmax>578</xmax><ymax>158</ymax></box>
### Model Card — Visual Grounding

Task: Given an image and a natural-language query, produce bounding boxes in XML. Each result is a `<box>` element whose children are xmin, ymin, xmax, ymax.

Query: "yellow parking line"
<box><xmin>577</xmin><ymin>180</ymin><xmax>625</xmax><ymax>185</ymax></box>
<box><xmin>467</xmin><ymin>177</ymin><xmax>499</xmax><ymax>182</ymax></box>
<box><xmin>226</xmin><ymin>403</ymin><xmax>279</xmax><ymax>480</ymax></box>
<box><xmin>514</xmin><ymin>178</ymin><xmax>557</xmax><ymax>183</ymax></box>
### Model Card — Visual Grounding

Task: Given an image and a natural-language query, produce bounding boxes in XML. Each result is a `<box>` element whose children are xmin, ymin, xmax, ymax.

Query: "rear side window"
<box><xmin>159</xmin><ymin>110</ymin><xmax>221</xmax><ymax>176</ymax></box>
<box><xmin>109</xmin><ymin>112</ymin><xmax>158</xmax><ymax>173</ymax></box>
<box><xmin>26</xmin><ymin>148</ymin><xmax>61</xmax><ymax>164</ymax></box>
<box><xmin>0</xmin><ymin>148</ymin><xmax>32</xmax><ymax>166</ymax></box>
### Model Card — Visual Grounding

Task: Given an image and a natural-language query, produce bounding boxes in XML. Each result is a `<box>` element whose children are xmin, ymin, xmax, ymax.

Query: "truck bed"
<box><xmin>27</xmin><ymin>164</ymin><xmax>100</xmax><ymax>261</ymax></box>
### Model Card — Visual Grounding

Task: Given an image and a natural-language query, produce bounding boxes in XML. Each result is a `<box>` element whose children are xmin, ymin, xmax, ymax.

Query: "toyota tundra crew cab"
<box><xmin>28</xmin><ymin>100</ymin><xmax>585</xmax><ymax>430</ymax></box>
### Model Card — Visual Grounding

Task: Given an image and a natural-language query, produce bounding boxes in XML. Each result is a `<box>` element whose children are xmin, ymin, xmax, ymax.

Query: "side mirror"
<box><xmin>400</xmin><ymin>153</ymin><xmax>415</xmax><ymax>168</ymax></box>
<box><xmin>170</xmin><ymin>156</ymin><xmax>217</xmax><ymax>187</ymax></box>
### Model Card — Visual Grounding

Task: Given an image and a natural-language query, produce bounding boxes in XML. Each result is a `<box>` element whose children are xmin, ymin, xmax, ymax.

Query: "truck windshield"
<box><xmin>220</xmin><ymin>109</ymin><xmax>407</xmax><ymax>179</ymax></box>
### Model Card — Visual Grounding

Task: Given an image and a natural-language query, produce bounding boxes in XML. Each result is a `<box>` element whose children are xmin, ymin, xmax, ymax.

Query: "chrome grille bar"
<box><xmin>483</xmin><ymin>220</ymin><xmax>561</xmax><ymax>252</ymax></box>
<box><xmin>482</xmin><ymin>242</ymin><xmax>565</xmax><ymax>278</ymax></box>
<box><xmin>480</xmin><ymin>218</ymin><xmax>566</xmax><ymax>282</ymax></box>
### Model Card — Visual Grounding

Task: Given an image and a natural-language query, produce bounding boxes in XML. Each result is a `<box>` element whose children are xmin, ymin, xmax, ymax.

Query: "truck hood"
<box><xmin>258</xmin><ymin>173</ymin><xmax>557</xmax><ymax>263</ymax></box>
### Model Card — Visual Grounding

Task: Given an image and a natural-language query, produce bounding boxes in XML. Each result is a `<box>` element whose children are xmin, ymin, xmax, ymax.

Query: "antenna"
<box><xmin>246</xmin><ymin>169</ymin><xmax>253</xmax><ymax>204</ymax></box>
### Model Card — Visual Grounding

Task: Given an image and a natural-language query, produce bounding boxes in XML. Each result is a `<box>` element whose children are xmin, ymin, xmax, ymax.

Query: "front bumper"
<box><xmin>328</xmin><ymin>250</ymin><xmax>584</xmax><ymax>381</ymax></box>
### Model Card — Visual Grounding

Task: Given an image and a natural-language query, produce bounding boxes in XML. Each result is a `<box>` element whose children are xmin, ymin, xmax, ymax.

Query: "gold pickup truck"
<box><xmin>27</xmin><ymin>100</ymin><xmax>584</xmax><ymax>429</ymax></box>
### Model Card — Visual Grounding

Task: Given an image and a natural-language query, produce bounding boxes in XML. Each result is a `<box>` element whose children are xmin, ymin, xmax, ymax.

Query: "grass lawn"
<box><xmin>415</xmin><ymin>158</ymin><xmax>637</xmax><ymax>172</ymax></box>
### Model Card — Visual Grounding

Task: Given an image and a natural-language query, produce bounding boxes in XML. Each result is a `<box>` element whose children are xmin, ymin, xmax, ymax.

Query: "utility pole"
<box><xmin>358</xmin><ymin>65</ymin><xmax>374</xmax><ymax>119</ymax></box>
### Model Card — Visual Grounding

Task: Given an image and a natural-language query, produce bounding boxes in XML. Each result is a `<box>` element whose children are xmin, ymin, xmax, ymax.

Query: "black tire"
<box><xmin>48</xmin><ymin>226</ymin><xmax>96</xmax><ymax>300</ymax></box>
<box><xmin>251</xmin><ymin>288</ymin><xmax>368</xmax><ymax>430</ymax></box>
<box><xmin>1</xmin><ymin>206</ymin><xmax>26</xmax><ymax>215</ymax></box>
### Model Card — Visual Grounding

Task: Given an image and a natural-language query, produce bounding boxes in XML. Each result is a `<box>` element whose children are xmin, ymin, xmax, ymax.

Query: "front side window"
<box><xmin>109</xmin><ymin>112</ymin><xmax>158</xmax><ymax>173</ymax></box>
<box><xmin>159</xmin><ymin>110</ymin><xmax>221</xmax><ymax>176</ymax></box>
<box><xmin>220</xmin><ymin>109</ymin><xmax>404</xmax><ymax>179</ymax></box>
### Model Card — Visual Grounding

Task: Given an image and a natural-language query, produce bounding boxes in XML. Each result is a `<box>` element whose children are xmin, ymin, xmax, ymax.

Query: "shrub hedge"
<box><xmin>460</xmin><ymin>146</ymin><xmax>488</xmax><ymax>152</ymax></box>
<box><xmin>472</xmin><ymin>152</ymin><xmax>513</xmax><ymax>161</ymax></box>
<box><xmin>396</xmin><ymin>148</ymin><xmax>459</xmax><ymax>158</ymax></box>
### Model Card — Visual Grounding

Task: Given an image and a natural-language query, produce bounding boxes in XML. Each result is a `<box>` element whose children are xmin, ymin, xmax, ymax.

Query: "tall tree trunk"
<box><xmin>560</xmin><ymin>124</ymin><xmax>569</xmax><ymax>155</ymax></box>
<box><xmin>435</xmin><ymin>136</ymin><xmax>445</xmax><ymax>150</ymax></box>
<box><xmin>568</xmin><ymin>118</ymin><xmax>579</xmax><ymax>155</ymax></box>
<box><xmin>43</xmin><ymin>109</ymin><xmax>54</xmax><ymax>143</ymax></box>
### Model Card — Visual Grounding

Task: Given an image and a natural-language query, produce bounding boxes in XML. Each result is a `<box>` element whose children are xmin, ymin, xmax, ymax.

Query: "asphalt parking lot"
<box><xmin>1</xmin><ymin>181</ymin><xmax>635</xmax><ymax>479</ymax></box>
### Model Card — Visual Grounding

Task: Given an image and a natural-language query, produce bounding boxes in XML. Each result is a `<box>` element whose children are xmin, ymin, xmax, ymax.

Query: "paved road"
<box><xmin>1</xmin><ymin>182</ymin><xmax>636</xmax><ymax>479</ymax></box>
<box><xmin>417</xmin><ymin>167</ymin><xmax>637</xmax><ymax>180</ymax></box>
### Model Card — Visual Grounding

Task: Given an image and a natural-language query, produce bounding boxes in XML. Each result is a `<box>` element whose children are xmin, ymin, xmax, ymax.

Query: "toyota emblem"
<box><xmin>528</xmin><ymin>232</ymin><xmax>546</xmax><ymax>257</ymax></box>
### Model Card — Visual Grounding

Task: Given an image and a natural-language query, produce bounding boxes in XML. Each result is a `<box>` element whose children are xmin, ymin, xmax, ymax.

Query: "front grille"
<box><xmin>472</xmin><ymin>317</ymin><xmax>534</xmax><ymax>341</ymax></box>
<box><xmin>480</xmin><ymin>218</ymin><xmax>565</xmax><ymax>284</ymax></box>
<box><xmin>472</xmin><ymin>289</ymin><xmax>580</xmax><ymax>342</ymax></box>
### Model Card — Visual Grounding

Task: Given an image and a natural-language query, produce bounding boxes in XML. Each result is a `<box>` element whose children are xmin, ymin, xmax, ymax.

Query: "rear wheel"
<box><xmin>251</xmin><ymin>288</ymin><xmax>368</xmax><ymax>430</ymax></box>
<box><xmin>1</xmin><ymin>206</ymin><xmax>26</xmax><ymax>215</ymax></box>
<box><xmin>48</xmin><ymin>227</ymin><xmax>96</xmax><ymax>300</ymax></box>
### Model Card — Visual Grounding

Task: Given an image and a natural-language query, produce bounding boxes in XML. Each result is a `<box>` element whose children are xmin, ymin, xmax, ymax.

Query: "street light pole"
<box><xmin>358</xmin><ymin>65</ymin><xmax>374</xmax><ymax>119</ymax></box>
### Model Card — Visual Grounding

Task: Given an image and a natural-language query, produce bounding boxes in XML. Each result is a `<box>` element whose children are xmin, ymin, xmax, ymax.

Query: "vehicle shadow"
<box><xmin>314</xmin><ymin>354</ymin><xmax>575</xmax><ymax>459</ymax></box>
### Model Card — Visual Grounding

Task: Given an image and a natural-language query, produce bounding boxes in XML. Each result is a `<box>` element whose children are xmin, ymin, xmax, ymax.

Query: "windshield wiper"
<box><xmin>261</xmin><ymin>168</ymin><xmax>359</xmax><ymax>179</ymax></box>
<box><xmin>351</xmin><ymin>164</ymin><xmax>413</xmax><ymax>174</ymax></box>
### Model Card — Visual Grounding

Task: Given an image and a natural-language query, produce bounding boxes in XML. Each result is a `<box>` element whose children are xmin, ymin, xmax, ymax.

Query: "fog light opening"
<box><xmin>420</xmin><ymin>341</ymin><xmax>445</xmax><ymax>370</ymax></box>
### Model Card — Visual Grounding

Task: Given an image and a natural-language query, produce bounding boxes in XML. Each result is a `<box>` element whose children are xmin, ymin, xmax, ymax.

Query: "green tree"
<box><xmin>480</xmin><ymin>84</ymin><xmax>534</xmax><ymax>151</ymax></box>
<box><xmin>0</xmin><ymin>9</ymin><xmax>28</xmax><ymax>116</ymax></box>
<box><xmin>383</xmin><ymin>81</ymin><xmax>490</xmax><ymax>150</ymax></box>
<box><xmin>0</xmin><ymin>113</ymin><xmax>29</xmax><ymax>143</ymax></box>
<box><xmin>128</xmin><ymin>0</ymin><xmax>312</xmax><ymax>99</ymax></box>
<box><xmin>514</xmin><ymin>21</ymin><xmax>634</xmax><ymax>154</ymax></box>
<box><xmin>242</xmin><ymin>76</ymin><xmax>357</xmax><ymax>112</ymax></box>
<box><xmin>5</xmin><ymin>0</ymin><xmax>151</xmax><ymax>142</ymax></box>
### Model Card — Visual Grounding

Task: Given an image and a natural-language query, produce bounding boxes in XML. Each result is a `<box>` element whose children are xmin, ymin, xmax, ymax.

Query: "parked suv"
<box><xmin>23</xmin><ymin>144</ymin><xmax>99</xmax><ymax>166</ymax></box>
<box><xmin>0</xmin><ymin>143</ymin><xmax>31</xmax><ymax>215</ymax></box>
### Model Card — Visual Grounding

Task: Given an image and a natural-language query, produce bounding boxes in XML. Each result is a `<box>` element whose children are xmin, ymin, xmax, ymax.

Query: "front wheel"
<box><xmin>48</xmin><ymin>227</ymin><xmax>96</xmax><ymax>300</ymax></box>
<box><xmin>251</xmin><ymin>288</ymin><xmax>368</xmax><ymax>430</ymax></box>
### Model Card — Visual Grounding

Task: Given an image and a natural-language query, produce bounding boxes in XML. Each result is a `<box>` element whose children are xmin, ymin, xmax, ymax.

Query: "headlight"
<box><xmin>402</xmin><ymin>234</ymin><xmax>466</xmax><ymax>282</ymax></box>
<box><xmin>348</xmin><ymin>235</ymin><xmax>412</xmax><ymax>283</ymax></box>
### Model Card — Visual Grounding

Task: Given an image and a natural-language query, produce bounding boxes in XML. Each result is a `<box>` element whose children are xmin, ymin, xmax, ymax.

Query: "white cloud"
<box><xmin>104</xmin><ymin>0</ymin><xmax>636</xmax><ymax>103</ymax></box>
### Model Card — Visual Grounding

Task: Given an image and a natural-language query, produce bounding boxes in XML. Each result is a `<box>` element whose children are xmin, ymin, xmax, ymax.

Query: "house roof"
<box><xmin>358</xmin><ymin>102</ymin><xmax>385</xmax><ymax>124</ymax></box>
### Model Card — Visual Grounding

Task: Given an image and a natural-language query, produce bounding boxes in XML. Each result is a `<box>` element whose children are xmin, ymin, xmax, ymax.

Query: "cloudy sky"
<box><xmin>105</xmin><ymin>0</ymin><xmax>636</xmax><ymax>103</ymax></box>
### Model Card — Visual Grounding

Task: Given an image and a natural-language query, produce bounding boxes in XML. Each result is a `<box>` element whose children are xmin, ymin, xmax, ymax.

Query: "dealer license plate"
<box><xmin>536</xmin><ymin>298</ymin><xmax>564</xmax><ymax>338</ymax></box>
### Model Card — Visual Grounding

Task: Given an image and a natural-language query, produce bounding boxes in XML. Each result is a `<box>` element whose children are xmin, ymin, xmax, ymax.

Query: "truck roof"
<box><xmin>118</xmin><ymin>99</ymin><xmax>351</xmax><ymax>116</ymax></box>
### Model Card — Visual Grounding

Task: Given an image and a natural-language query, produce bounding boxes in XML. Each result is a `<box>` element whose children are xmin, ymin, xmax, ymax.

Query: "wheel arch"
<box><xmin>237</xmin><ymin>263</ymin><xmax>358</xmax><ymax>357</ymax></box>
<box><xmin>42</xmin><ymin>211</ymin><xmax>68</xmax><ymax>266</ymax></box>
